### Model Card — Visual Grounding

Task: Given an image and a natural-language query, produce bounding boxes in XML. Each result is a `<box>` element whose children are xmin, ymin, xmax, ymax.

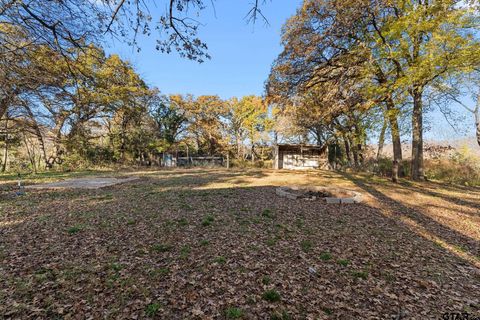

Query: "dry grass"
<box><xmin>1</xmin><ymin>168</ymin><xmax>479</xmax><ymax>319</ymax></box>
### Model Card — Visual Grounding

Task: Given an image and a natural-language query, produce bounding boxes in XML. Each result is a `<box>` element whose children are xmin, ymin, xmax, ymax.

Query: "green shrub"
<box><xmin>300</xmin><ymin>240</ymin><xmax>313</xmax><ymax>253</ymax></box>
<box><xmin>150</xmin><ymin>267</ymin><xmax>169</xmax><ymax>277</ymax></box>
<box><xmin>201</xmin><ymin>215</ymin><xmax>215</xmax><ymax>226</ymax></box>
<box><xmin>230</xmin><ymin>159</ymin><xmax>272</xmax><ymax>169</ymax></box>
<box><xmin>337</xmin><ymin>259</ymin><xmax>350</xmax><ymax>266</ymax></box>
<box><xmin>85</xmin><ymin>146</ymin><xmax>115</xmax><ymax>164</ymax></box>
<box><xmin>177</xmin><ymin>218</ymin><xmax>189</xmax><ymax>226</ymax></box>
<box><xmin>61</xmin><ymin>154</ymin><xmax>89</xmax><ymax>171</ymax></box>
<box><xmin>261</xmin><ymin>209</ymin><xmax>275</xmax><ymax>219</ymax></box>
<box><xmin>110</xmin><ymin>262</ymin><xmax>123</xmax><ymax>272</ymax></box>
<box><xmin>214</xmin><ymin>256</ymin><xmax>227</xmax><ymax>264</ymax></box>
<box><xmin>230</xmin><ymin>159</ymin><xmax>253</xmax><ymax>168</ymax></box>
<box><xmin>255</xmin><ymin>160</ymin><xmax>273</xmax><ymax>168</ymax></box>
<box><xmin>321</xmin><ymin>307</ymin><xmax>333</xmax><ymax>315</ymax></box>
<box><xmin>271</xmin><ymin>310</ymin><xmax>291</xmax><ymax>320</ymax></box>
<box><xmin>368</xmin><ymin>146</ymin><xmax>480</xmax><ymax>186</ymax></box>
<box><xmin>199</xmin><ymin>239</ymin><xmax>210</xmax><ymax>246</ymax></box>
<box><xmin>225</xmin><ymin>307</ymin><xmax>243</xmax><ymax>319</ymax></box>
<box><xmin>351</xmin><ymin>270</ymin><xmax>368</xmax><ymax>280</ymax></box>
<box><xmin>67</xmin><ymin>225</ymin><xmax>82</xmax><ymax>235</ymax></box>
<box><xmin>179</xmin><ymin>245</ymin><xmax>191</xmax><ymax>259</ymax></box>
<box><xmin>262</xmin><ymin>289</ymin><xmax>281</xmax><ymax>302</ymax></box>
<box><xmin>368</xmin><ymin>157</ymin><xmax>410</xmax><ymax>178</ymax></box>
<box><xmin>151</xmin><ymin>244</ymin><xmax>172</xmax><ymax>252</ymax></box>
<box><xmin>425</xmin><ymin>151</ymin><xmax>480</xmax><ymax>185</ymax></box>
<box><xmin>319</xmin><ymin>252</ymin><xmax>332</xmax><ymax>261</ymax></box>
<box><xmin>266</xmin><ymin>238</ymin><xmax>277</xmax><ymax>246</ymax></box>
<box><xmin>145</xmin><ymin>303</ymin><xmax>161</xmax><ymax>317</ymax></box>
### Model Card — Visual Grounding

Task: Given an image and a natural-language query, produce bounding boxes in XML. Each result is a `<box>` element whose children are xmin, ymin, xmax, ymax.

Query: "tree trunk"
<box><xmin>373</xmin><ymin>65</ymin><xmax>403</xmax><ymax>181</ymax></box>
<box><xmin>377</xmin><ymin>116</ymin><xmax>387</xmax><ymax>160</ymax></box>
<box><xmin>1</xmin><ymin>117</ymin><xmax>8</xmax><ymax>172</ymax></box>
<box><xmin>409</xmin><ymin>28</ymin><xmax>424</xmax><ymax>181</ymax></box>
<box><xmin>23</xmin><ymin>132</ymin><xmax>37</xmax><ymax>173</ymax></box>
<box><xmin>411</xmin><ymin>88</ymin><xmax>424</xmax><ymax>180</ymax></box>
<box><xmin>357</xmin><ymin>143</ymin><xmax>364</xmax><ymax>165</ymax></box>
<box><xmin>24</xmin><ymin>105</ymin><xmax>50</xmax><ymax>169</ymax></box>
<box><xmin>386</xmin><ymin>100</ymin><xmax>403</xmax><ymax>182</ymax></box>
<box><xmin>50</xmin><ymin>120</ymin><xmax>66</xmax><ymax>168</ymax></box>
<box><xmin>315</xmin><ymin>132</ymin><xmax>321</xmax><ymax>146</ymax></box>
<box><xmin>236</xmin><ymin>135</ymin><xmax>241</xmax><ymax>158</ymax></box>
<box><xmin>351</xmin><ymin>141</ymin><xmax>359</xmax><ymax>167</ymax></box>
<box><xmin>313</xmin><ymin>126</ymin><xmax>323</xmax><ymax>146</ymax></box>
<box><xmin>344</xmin><ymin>138</ymin><xmax>352</xmax><ymax>165</ymax></box>
<box><xmin>0</xmin><ymin>97</ymin><xmax>9</xmax><ymax>121</ymax></box>
<box><xmin>120</xmin><ymin>117</ymin><xmax>127</xmax><ymax>161</ymax></box>
<box><xmin>474</xmin><ymin>103</ymin><xmax>480</xmax><ymax>148</ymax></box>
<box><xmin>353</xmin><ymin>123</ymin><xmax>365</xmax><ymax>166</ymax></box>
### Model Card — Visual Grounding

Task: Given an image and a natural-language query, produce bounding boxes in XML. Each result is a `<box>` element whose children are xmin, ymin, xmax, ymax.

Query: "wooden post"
<box><xmin>226</xmin><ymin>153</ymin><xmax>230</xmax><ymax>169</ymax></box>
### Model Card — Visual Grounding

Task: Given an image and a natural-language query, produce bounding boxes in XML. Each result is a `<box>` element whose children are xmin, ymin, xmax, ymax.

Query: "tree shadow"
<box><xmin>426</xmin><ymin>203</ymin><xmax>480</xmax><ymax>219</ymax></box>
<box><xmin>1</xmin><ymin>180</ymin><xmax>479</xmax><ymax>318</ymax></box>
<box><xmin>339</xmin><ymin>172</ymin><xmax>480</xmax><ymax>261</ymax></box>
<box><xmin>400</xmin><ymin>178</ymin><xmax>480</xmax><ymax>192</ymax></box>
<box><xmin>365</xmin><ymin>179</ymin><xmax>480</xmax><ymax>218</ymax></box>
<box><xmin>142</xmin><ymin>168</ymin><xmax>270</xmax><ymax>189</ymax></box>
<box><xmin>397</xmin><ymin>181</ymin><xmax>480</xmax><ymax>213</ymax></box>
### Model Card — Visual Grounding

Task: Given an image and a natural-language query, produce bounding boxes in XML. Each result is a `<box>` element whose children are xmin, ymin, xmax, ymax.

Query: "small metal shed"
<box><xmin>273</xmin><ymin>144</ymin><xmax>327</xmax><ymax>170</ymax></box>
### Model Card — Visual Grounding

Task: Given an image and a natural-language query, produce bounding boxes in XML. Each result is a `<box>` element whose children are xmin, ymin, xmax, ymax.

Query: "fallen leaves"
<box><xmin>0</xmin><ymin>169</ymin><xmax>479</xmax><ymax>318</ymax></box>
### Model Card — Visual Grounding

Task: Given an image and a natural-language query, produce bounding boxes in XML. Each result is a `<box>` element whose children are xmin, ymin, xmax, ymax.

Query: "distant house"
<box><xmin>177</xmin><ymin>156</ymin><xmax>224</xmax><ymax>167</ymax></box>
<box><xmin>273</xmin><ymin>144</ymin><xmax>328</xmax><ymax>170</ymax></box>
<box><xmin>159</xmin><ymin>153</ymin><xmax>224</xmax><ymax>167</ymax></box>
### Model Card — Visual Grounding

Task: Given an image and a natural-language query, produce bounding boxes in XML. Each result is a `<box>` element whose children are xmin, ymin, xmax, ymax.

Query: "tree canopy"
<box><xmin>267</xmin><ymin>0</ymin><xmax>480</xmax><ymax>180</ymax></box>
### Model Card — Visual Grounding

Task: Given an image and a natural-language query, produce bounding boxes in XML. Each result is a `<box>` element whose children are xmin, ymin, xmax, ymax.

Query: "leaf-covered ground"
<box><xmin>1</xmin><ymin>169</ymin><xmax>479</xmax><ymax>319</ymax></box>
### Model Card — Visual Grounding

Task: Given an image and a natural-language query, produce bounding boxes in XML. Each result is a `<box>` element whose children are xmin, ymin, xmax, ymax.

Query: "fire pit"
<box><xmin>276</xmin><ymin>186</ymin><xmax>362</xmax><ymax>204</ymax></box>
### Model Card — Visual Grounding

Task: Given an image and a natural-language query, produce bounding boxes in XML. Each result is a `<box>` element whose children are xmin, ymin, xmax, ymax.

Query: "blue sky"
<box><xmin>104</xmin><ymin>0</ymin><xmax>477</xmax><ymax>141</ymax></box>
<box><xmin>106</xmin><ymin>0</ymin><xmax>302</xmax><ymax>99</ymax></box>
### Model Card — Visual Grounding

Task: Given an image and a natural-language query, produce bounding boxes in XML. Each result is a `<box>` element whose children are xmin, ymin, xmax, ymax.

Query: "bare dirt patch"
<box><xmin>26</xmin><ymin>176</ymin><xmax>139</xmax><ymax>190</ymax></box>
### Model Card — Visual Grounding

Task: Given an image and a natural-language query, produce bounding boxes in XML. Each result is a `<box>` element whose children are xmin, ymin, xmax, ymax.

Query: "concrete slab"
<box><xmin>325</xmin><ymin>197</ymin><xmax>341</xmax><ymax>204</ymax></box>
<box><xmin>26</xmin><ymin>177</ymin><xmax>139</xmax><ymax>190</ymax></box>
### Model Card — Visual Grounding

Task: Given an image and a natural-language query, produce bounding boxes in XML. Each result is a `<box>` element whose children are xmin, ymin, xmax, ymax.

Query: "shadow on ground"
<box><xmin>1</xmin><ymin>169</ymin><xmax>479</xmax><ymax>319</ymax></box>
<box><xmin>339</xmin><ymin>172</ymin><xmax>480</xmax><ymax>263</ymax></box>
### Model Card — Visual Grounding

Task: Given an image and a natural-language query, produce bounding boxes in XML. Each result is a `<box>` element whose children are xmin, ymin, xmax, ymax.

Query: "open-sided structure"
<box><xmin>273</xmin><ymin>144</ymin><xmax>327</xmax><ymax>170</ymax></box>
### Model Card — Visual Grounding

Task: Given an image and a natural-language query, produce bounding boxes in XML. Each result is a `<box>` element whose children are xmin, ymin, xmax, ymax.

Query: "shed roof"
<box><xmin>277</xmin><ymin>143</ymin><xmax>325</xmax><ymax>149</ymax></box>
<box><xmin>276</xmin><ymin>143</ymin><xmax>327</xmax><ymax>152</ymax></box>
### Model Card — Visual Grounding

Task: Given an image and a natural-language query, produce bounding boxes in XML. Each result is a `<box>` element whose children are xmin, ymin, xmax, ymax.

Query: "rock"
<box><xmin>326</xmin><ymin>197</ymin><xmax>341</xmax><ymax>204</ymax></box>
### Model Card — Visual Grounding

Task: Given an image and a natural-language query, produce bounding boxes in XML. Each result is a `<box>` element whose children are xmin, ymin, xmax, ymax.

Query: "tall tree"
<box><xmin>367</xmin><ymin>0</ymin><xmax>480</xmax><ymax>179</ymax></box>
<box><xmin>180</xmin><ymin>95</ymin><xmax>227</xmax><ymax>155</ymax></box>
<box><xmin>0</xmin><ymin>0</ymin><xmax>269</xmax><ymax>62</ymax></box>
<box><xmin>150</xmin><ymin>94</ymin><xmax>188</xmax><ymax>149</ymax></box>
<box><xmin>268</xmin><ymin>0</ymin><xmax>480</xmax><ymax>180</ymax></box>
<box><xmin>227</xmin><ymin>96</ymin><xmax>269</xmax><ymax>161</ymax></box>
